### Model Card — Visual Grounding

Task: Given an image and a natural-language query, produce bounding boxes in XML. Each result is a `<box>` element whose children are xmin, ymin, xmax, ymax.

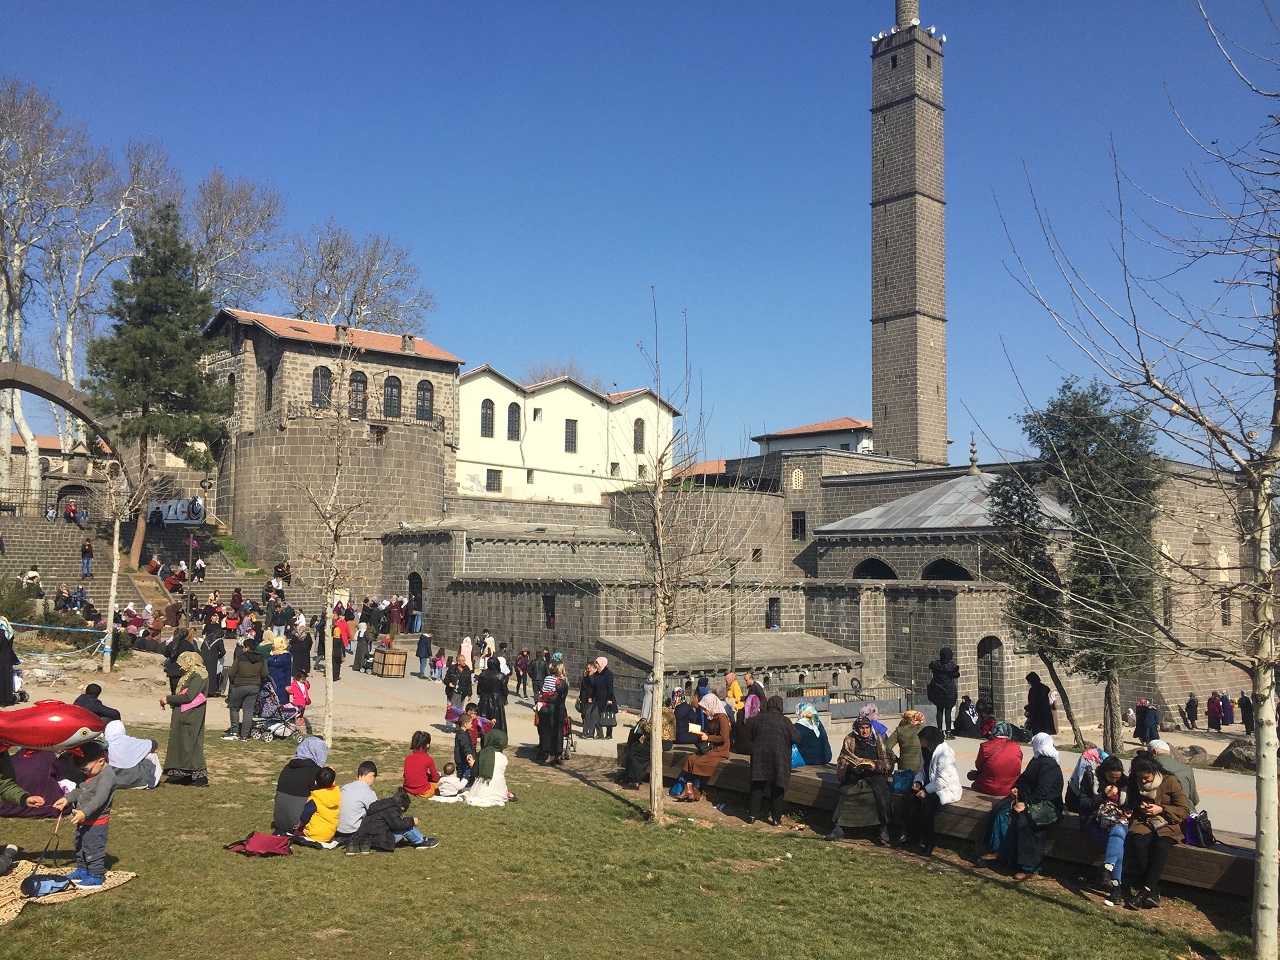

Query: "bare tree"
<box><xmin>280</xmin><ymin>218</ymin><xmax>434</xmax><ymax>334</ymax></box>
<box><xmin>1004</xmin><ymin>18</ymin><xmax>1280</xmax><ymax>944</ymax></box>
<box><xmin>523</xmin><ymin>358</ymin><xmax>606</xmax><ymax>393</ymax></box>
<box><xmin>188</xmin><ymin>168</ymin><xmax>284</xmax><ymax>309</ymax></box>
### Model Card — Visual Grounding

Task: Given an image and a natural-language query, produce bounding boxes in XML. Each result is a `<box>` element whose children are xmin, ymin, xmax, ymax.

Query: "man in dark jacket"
<box><xmin>349</xmin><ymin>790</ymin><xmax>437</xmax><ymax>853</ymax></box>
<box><xmin>223</xmin><ymin>639</ymin><xmax>268</xmax><ymax>741</ymax></box>
<box><xmin>73</xmin><ymin>683</ymin><xmax>121</xmax><ymax>722</ymax></box>
<box><xmin>0</xmin><ymin>748</ymin><xmax>45</xmax><ymax>874</ymax></box>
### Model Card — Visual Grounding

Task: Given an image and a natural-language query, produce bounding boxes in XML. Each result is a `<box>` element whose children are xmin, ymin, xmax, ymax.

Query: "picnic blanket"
<box><xmin>0</xmin><ymin>860</ymin><xmax>135</xmax><ymax>926</ymax></box>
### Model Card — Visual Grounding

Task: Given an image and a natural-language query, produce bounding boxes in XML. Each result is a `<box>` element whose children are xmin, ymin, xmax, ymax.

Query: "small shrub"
<box><xmin>0</xmin><ymin>579</ymin><xmax>36</xmax><ymax>627</ymax></box>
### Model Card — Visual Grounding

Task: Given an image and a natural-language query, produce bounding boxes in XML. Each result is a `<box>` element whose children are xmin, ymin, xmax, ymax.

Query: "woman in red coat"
<box><xmin>1206</xmin><ymin>692</ymin><xmax>1223</xmax><ymax>732</ymax></box>
<box><xmin>968</xmin><ymin>721</ymin><xmax>1024</xmax><ymax>797</ymax></box>
<box><xmin>675</xmin><ymin>692</ymin><xmax>731</xmax><ymax>802</ymax></box>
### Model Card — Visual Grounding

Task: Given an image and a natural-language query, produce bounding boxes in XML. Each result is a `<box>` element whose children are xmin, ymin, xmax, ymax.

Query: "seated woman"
<box><xmin>1075</xmin><ymin>754</ymin><xmax>1129</xmax><ymax>899</ymax></box>
<box><xmin>622</xmin><ymin>717</ymin><xmax>654</xmax><ymax>789</ymax></box>
<box><xmin>968</xmin><ymin>721</ymin><xmax>1024</xmax><ymax>797</ymax></box>
<box><xmin>858</xmin><ymin>703</ymin><xmax>889</xmax><ymax>738</ymax></box>
<box><xmin>1122</xmin><ymin>754</ymin><xmax>1189</xmax><ymax>910</ymax></box>
<box><xmin>164</xmin><ymin>566</ymin><xmax>188</xmax><ymax>594</ymax></box>
<box><xmin>794</xmin><ymin>701</ymin><xmax>833</xmax><ymax>766</ymax></box>
<box><xmin>104</xmin><ymin>719</ymin><xmax>161</xmax><ymax>789</ymax></box>
<box><xmin>886</xmin><ymin>709</ymin><xmax>926</xmax><ymax>772</ymax></box>
<box><xmin>828</xmin><ymin>713</ymin><xmax>893</xmax><ymax>844</ymax></box>
<box><xmin>274</xmin><ymin>560</ymin><xmax>293</xmax><ymax>584</ymax></box>
<box><xmin>273</xmin><ymin>737</ymin><xmax>329</xmax><ymax>833</ymax></box>
<box><xmin>54</xmin><ymin>583</ymin><xmax>72</xmax><ymax>611</ymax></box>
<box><xmin>465</xmin><ymin>729</ymin><xmax>510</xmax><ymax>806</ymax></box>
<box><xmin>672</xmin><ymin>692</ymin><xmax>731</xmax><ymax>802</ymax></box>
<box><xmin>403</xmin><ymin>730</ymin><xmax>441</xmax><ymax>797</ymax></box>
<box><xmin>953</xmin><ymin>696</ymin><xmax>982</xmax><ymax>738</ymax></box>
<box><xmin>901</xmin><ymin>726</ymin><xmax>961</xmax><ymax>856</ymax></box>
<box><xmin>671</xmin><ymin>688</ymin><xmax>699</xmax><ymax>745</ymax></box>
<box><xmin>1002</xmin><ymin>733</ymin><xmax>1065</xmax><ymax>880</ymax></box>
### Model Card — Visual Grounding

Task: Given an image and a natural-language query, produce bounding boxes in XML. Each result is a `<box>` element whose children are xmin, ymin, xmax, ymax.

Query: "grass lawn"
<box><xmin>0</xmin><ymin>729</ymin><xmax>1252</xmax><ymax>960</ymax></box>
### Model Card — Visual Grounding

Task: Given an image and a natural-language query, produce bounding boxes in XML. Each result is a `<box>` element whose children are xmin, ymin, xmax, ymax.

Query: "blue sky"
<box><xmin>11</xmin><ymin>1</ymin><xmax>1266</xmax><ymax>462</ymax></box>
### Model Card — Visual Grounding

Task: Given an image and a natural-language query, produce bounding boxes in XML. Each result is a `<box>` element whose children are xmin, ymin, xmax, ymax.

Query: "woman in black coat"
<box><xmin>273</xmin><ymin>737</ymin><xmax>328</xmax><ymax>833</ymax></box>
<box><xmin>476</xmin><ymin>657</ymin><xmax>509</xmax><ymax>733</ymax></box>
<box><xmin>745</xmin><ymin>696</ymin><xmax>801</xmax><ymax>826</ymax></box>
<box><xmin>1025</xmin><ymin>672</ymin><xmax>1057</xmax><ymax>736</ymax></box>
<box><xmin>579</xmin><ymin>665</ymin><xmax>599</xmax><ymax>739</ymax></box>
<box><xmin>1005</xmin><ymin>732</ymin><xmax>1064</xmax><ymax>879</ymax></box>
<box><xmin>593</xmin><ymin>657</ymin><xmax>617</xmax><ymax>740</ymax></box>
<box><xmin>926</xmin><ymin>647</ymin><xmax>960</xmax><ymax>736</ymax></box>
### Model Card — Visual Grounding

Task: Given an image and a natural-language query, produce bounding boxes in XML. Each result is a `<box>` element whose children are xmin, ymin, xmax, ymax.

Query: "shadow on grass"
<box><xmin>511</xmin><ymin>744</ymin><xmax>649</xmax><ymax>820</ymax></box>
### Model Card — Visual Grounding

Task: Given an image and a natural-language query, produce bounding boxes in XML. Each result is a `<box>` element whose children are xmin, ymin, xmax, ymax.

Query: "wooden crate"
<box><xmin>372</xmin><ymin>648</ymin><xmax>407</xmax><ymax>678</ymax></box>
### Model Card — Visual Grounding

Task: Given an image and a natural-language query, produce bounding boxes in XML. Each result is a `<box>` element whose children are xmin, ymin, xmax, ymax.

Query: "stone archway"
<box><xmin>0</xmin><ymin>362</ymin><xmax>132</xmax><ymax>488</ymax></box>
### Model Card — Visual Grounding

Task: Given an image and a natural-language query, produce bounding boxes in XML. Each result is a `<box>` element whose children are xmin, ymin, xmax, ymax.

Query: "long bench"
<box><xmin>654</xmin><ymin>747</ymin><xmax>1255</xmax><ymax>898</ymax></box>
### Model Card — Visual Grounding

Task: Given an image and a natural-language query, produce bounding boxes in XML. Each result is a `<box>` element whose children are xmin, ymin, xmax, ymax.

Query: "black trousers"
<box><xmin>1009</xmin><ymin>809</ymin><xmax>1049</xmax><ymax>870</ymax></box>
<box><xmin>905</xmin><ymin>791</ymin><xmax>942</xmax><ymax>847</ymax></box>
<box><xmin>1125</xmin><ymin>831</ymin><xmax>1175</xmax><ymax>895</ymax></box>
<box><xmin>749</xmin><ymin>780</ymin><xmax>784</xmax><ymax>821</ymax></box>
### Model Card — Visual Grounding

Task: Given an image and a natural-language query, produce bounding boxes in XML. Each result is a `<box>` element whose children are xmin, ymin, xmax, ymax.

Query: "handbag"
<box><xmin>790</xmin><ymin>744</ymin><xmax>806</xmax><ymax>769</ymax></box>
<box><xmin>1185</xmin><ymin>810</ymin><xmax>1217</xmax><ymax>847</ymax></box>
<box><xmin>20</xmin><ymin>814</ymin><xmax>71</xmax><ymax>898</ymax></box>
<box><xmin>891</xmin><ymin>770</ymin><xmax>915</xmax><ymax>795</ymax></box>
<box><xmin>695</xmin><ymin>740</ymin><xmax>713</xmax><ymax>755</ymax></box>
<box><xmin>599</xmin><ymin>709</ymin><xmax>617</xmax><ymax>728</ymax></box>
<box><xmin>1027</xmin><ymin>799</ymin><xmax>1059</xmax><ymax>827</ymax></box>
<box><xmin>1094</xmin><ymin>801</ymin><xmax>1127</xmax><ymax>831</ymax></box>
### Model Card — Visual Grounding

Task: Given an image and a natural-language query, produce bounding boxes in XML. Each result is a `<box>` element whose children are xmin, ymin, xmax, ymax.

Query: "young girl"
<box><xmin>288</xmin><ymin>671</ymin><xmax>313</xmax><ymax>735</ymax></box>
<box><xmin>297</xmin><ymin>766</ymin><xmax>341</xmax><ymax>845</ymax></box>
<box><xmin>402</xmin><ymin>730</ymin><xmax>440</xmax><ymax>797</ymax></box>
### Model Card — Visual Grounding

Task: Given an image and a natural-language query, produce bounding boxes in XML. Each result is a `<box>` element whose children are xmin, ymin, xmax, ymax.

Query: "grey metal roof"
<box><xmin>598</xmin><ymin>631</ymin><xmax>862</xmax><ymax>674</ymax></box>
<box><xmin>815</xmin><ymin>471</ymin><xmax>1070</xmax><ymax>535</ymax></box>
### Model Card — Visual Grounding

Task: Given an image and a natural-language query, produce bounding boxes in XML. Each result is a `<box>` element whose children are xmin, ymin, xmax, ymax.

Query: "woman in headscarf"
<box><xmin>1025</xmin><ymin>672</ymin><xmax>1056</xmax><ymax>736</ymax></box>
<box><xmin>733</xmin><ymin>687</ymin><xmax>763</xmax><ymax>755</ymax></box>
<box><xmin>828</xmin><ymin>712</ymin><xmax>894</xmax><ymax>844</ymax></box>
<box><xmin>968</xmin><ymin>720</ymin><xmax>1024</xmax><ymax>797</ymax></box>
<box><xmin>536</xmin><ymin>661</ymin><xmax>569</xmax><ymax>765</ymax></box>
<box><xmin>465</xmin><ymin>729</ymin><xmax>510</xmax><ymax>806</ymax></box>
<box><xmin>901</xmin><ymin>725</ymin><xmax>961</xmax><ymax>856</ymax></box>
<box><xmin>793</xmin><ymin>701</ymin><xmax>832</xmax><ymax>766</ymax></box>
<box><xmin>672</xmin><ymin>688</ymin><xmax>699</xmax><ymax>745</ymax></box>
<box><xmin>477</xmin><ymin>656</ymin><xmax>509</xmax><ymax>733</ymax></box>
<box><xmin>744</xmin><ymin>695</ymin><xmax>801</xmax><ymax>826</ymax></box>
<box><xmin>886</xmin><ymin>709</ymin><xmax>926</xmax><ymax>772</ymax></box>
<box><xmin>104</xmin><ymin>719</ymin><xmax>161</xmax><ymax>789</ymax></box>
<box><xmin>162</xmin><ymin>625</ymin><xmax>197</xmax><ymax>694</ymax></box>
<box><xmin>858</xmin><ymin>703</ymin><xmax>888</xmax><ymax>738</ymax></box>
<box><xmin>594</xmin><ymin>656</ymin><xmax>616</xmax><ymax>740</ymax></box>
<box><xmin>1000</xmin><ymin>733</ymin><xmax>1065</xmax><ymax>879</ymax></box>
<box><xmin>459</xmin><ymin>635</ymin><xmax>473</xmax><ymax>671</ymax></box>
<box><xmin>161</xmin><ymin>651</ymin><xmax>208</xmax><ymax>786</ymax></box>
<box><xmin>273</xmin><ymin>737</ymin><xmax>329</xmax><ymax>833</ymax></box>
<box><xmin>623</xmin><ymin>717</ymin><xmax>654</xmax><ymax>788</ymax></box>
<box><xmin>267</xmin><ymin>634</ymin><xmax>292</xmax><ymax>705</ymax></box>
<box><xmin>674</xmin><ymin>692</ymin><xmax>730</xmax><ymax>802</ymax></box>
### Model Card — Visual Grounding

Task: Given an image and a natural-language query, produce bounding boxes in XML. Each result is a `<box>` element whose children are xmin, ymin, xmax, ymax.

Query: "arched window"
<box><xmin>349</xmin><ymin>371</ymin><xmax>367</xmax><ymax>419</ymax></box>
<box><xmin>264</xmin><ymin>364</ymin><xmax>274</xmax><ymax>412</ymax></box>
<box><xmin>416</xmin><ymin>381</ymin><xmax>434</xmax><ymax>422</ymax></box>
<box><xmin>480</xmin><ymin>399</ymin><xmax>494</xmax><ymax>438</ymax></box>
<box><xmin>312</xmin><ymin>366</ymin><xmax>332</xmax><ymax>408</ymax></box>
<box><xmin>633</xmin><ymin>418</ymin><xmax>645</xmax><ymax>454</ymax></box>
<box><xmin>921</xmin><ymin>557</ymin><xmax>974</xmax><ymax>581</ymax></box>
<box><xmin>507</xmin><ymin>402</ymin><xmax>521</xmax><ymax>441</ymax></box>
<box><xmin>383</xmin><ymin>376</ymin><xmax>402</xmax><ymax>419</ymax></box>
<box><xmin>852</xmin><ymin>557</ymin><xmax>898</xmax><ymax>580</ymax></box>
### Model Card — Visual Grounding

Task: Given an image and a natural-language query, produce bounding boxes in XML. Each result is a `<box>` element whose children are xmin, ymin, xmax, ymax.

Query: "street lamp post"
<box><xmin>727</xmin><ymin>557</ymin><xmax>742</xmax><ymax>674</ymax></box>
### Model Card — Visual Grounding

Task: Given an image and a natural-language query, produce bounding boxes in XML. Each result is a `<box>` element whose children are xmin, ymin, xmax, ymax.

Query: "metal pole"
<box><xmin>729</xmin><ymin>559</ymin><xmax>738</xmax><ymax>673</ymax></box>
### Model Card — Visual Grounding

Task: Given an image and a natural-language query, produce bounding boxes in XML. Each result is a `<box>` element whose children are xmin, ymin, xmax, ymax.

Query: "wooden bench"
<box><xmin>653</xmin><ymin>746</ymin><xmax>1255</xmax><ymax>897</ymax></box>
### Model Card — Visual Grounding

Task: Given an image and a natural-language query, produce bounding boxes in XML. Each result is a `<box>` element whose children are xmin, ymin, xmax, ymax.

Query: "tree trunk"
<box><xmin>129</xmin><ymin>434</ymin><xmax>149</xmax><ymax>569</ymax></box>
<box><xmin>103</xmin><ymin>514</ymin><xmax>121</xmax><ymax>674</ymax></box>
<box><xmin>648</xmin><ymin>617</ymin><xmax>666</xmax><ymax>823</ymax></box>
<box><xmin>13</xmin><ymin>395</ymin><xmax>41</xmax><ymax>501</ymax></box>
<box><xmin>1102</xmin><ymin>668</ymin><xmax>1123</xmax><ymax>756</ymax></box>
<box><xmin>1250</xmin><ymin>465</ymin><xmax>1278</xmax><ymax>960</ymax></box>
<box><xmin>1038</xmin><ymin>654</ymin><xmax>1086</xmax><ymax>749</ymax></box>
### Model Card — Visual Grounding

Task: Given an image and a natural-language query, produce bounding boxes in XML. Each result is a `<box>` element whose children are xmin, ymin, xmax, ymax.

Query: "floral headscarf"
<box><xmin>901</xmin><ymin>710</ymin><xmax>926</xmax><ymax>726</ymax></box>
<box><xmin>669</xmin><ymin>688</ymin><xmax>685</xmax><ymax>707</ymax></box>
<box><xmin>795</xmin><ymin>701</ymin><xmax>821</xmax><ymax>734</ymax></box>
<box><xmin>991</xmin><ymin>720</ymin><xmax>1013</xmax><ymax>739</ymax></box>
<box><xmin>699</xmin><ymin>692</ymin><xmax>726</xmax><ymax>717</ymax></box>
<box><xmin>175</xmin><ymin>651</ymin><xmax>206</xmax><ymax>696</ymax></box>
<box><xmin>858</xmin><ymin>703</ymin><xmax>880</xmax><ymax>724</ymax></box>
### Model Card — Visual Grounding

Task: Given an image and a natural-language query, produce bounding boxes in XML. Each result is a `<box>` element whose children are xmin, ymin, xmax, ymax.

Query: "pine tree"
<box><xmin>85</xmin><ymin>202</ymin><xmax>229</xmax><ymax>560</ymax></box>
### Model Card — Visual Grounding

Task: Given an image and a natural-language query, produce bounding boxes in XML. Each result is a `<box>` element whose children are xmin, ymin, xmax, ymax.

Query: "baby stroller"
<box><xmin>250</xmin><ymin>683</ymin><xmax>303</xmax><ymax>743</ymax></box>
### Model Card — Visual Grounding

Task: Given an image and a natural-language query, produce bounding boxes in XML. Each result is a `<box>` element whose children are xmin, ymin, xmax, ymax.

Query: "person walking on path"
<box><xmin>80</xmin><ymin>538</ymin><xmax>93</xmax><ymax>579</ymax></box>
<box><xmin>1240</xmin><ymin>692</ymin><xmax>1254</xmax><ymax>736</ymax></box>
<box><xmin>594</xmin><ymin>656</ymin><xmax>616</xmax><ymax>740</ymax></box>
<box><xmin>1184</xmin><ymin>693</ymin><xmax>1198</xmax><ymax>730</ymax></box>
<box><xmin>1207</xmin><ymin>692</ymin><xmax>1223</xmax><ymax>732</ymax></box>
<box><xmin>1025</xmin><ymin>673</ymin><xmax>1056</xmax><ymax>736</ymax></box>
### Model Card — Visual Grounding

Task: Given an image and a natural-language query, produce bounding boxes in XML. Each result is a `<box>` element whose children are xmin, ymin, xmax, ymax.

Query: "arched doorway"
<box><xmin>407</xmin><ymin>572</ymin><xmax>423</xmax><ymax>633</ymax></box>
<box><xmin>976</xmin><ymin>635</ymin><xmax>1003</xmax><ymax>708</ymax></box>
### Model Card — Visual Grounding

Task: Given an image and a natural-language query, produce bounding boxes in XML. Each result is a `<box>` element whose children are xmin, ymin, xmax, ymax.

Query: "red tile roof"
<box><xmin>753</xmin><ymin>416</ymin><xmax>873</xmax><ymax>441</ymax></box>
<box><xmin>8</xmin><ymin>434</ymin><xmax>110</xmax><ymax>455</ymax></box>
<box><xmin>220</xmin><ymin>309</ymin><xmax>462</xmax><ymax>364</ymax></box>
<box><xmin>674</xmin><ymin>458</ymin><xmax>727</xmax><ymax>477</ymax></box>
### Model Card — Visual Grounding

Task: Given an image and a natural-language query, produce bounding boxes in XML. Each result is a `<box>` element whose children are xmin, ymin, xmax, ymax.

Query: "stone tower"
<box><xmin>869</xmin><ymin>0</ymin><xmax>947</xmax><ymax>465</ymax></box>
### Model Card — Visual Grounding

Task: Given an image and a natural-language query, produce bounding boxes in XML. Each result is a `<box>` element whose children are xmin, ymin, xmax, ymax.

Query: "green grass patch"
<box><xmin>210</xmin><ymin>534</ymin><xmax>261</xmax><ymax>572</ymax></box>
<box><xmin>0</xmin><ymin>730</ymin><xmax>1251</xmax><ymax>960</ymax></box>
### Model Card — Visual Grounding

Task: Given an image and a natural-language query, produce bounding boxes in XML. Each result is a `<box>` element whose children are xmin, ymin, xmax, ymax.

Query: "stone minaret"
<box><xmin>869</xmin><ymin>0</ymin><xmax>947</xmax><ymax>465</ymax></box>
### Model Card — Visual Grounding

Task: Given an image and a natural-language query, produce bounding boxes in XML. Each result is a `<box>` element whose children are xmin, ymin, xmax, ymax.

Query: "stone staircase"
<box><xmin>0</xmin><ymin>516</ymin><xmax>144</xmax><ymax>612</ymax></box>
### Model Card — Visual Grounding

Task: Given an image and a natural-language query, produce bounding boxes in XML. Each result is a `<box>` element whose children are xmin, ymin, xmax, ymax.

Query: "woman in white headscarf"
<box><xmin>104</xmin><ymin>720</ymin><xmax>161</xmax><ymax>789</ymax></box>
<box><xmin>1004</xmin><ymin>732</ymin><xmax>1065</xmax><ymax>879</ymax></box>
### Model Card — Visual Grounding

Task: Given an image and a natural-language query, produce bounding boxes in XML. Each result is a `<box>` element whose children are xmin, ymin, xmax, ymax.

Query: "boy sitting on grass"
<box><xmin>297</xmin><ymin>767</ymin><xmax>341</xmax><ymax>846</ymax></box>
<box><xmin>348</xmin><ymin>789</ymin><xmax>439</xmax><ymax>853</ymax></box>
<box><xmin>53</xmin><ymin>741</ymin><xmax>116</xmax><ymax>887</ymax></box>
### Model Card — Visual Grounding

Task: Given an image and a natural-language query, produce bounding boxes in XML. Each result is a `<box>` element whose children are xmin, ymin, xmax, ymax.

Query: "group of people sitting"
<box><xmin>147</xmin><ymin>554</ymin><xmax>206</xmax><ymax>594</ymax></box>
<box><xmin>269</xmin><ymin>728</ymin><xmax>512</xmax><ymax>854</ymax></box>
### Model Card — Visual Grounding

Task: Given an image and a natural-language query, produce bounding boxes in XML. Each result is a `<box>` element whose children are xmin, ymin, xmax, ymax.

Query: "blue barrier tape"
<box><xmin>9</xmin><ymin>621</ymin><xmax>103</xmax><ymax>634</ymax></box>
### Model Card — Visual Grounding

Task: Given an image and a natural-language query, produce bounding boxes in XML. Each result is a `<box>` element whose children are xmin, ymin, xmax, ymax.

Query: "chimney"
<box><xmin>401</xmin><ymin>333</ymin><xmax>416</xmax><ymax>354</ymax></box>
<box><xmin>335</xmin><ymin>323</ymin><xmax>351</xmax><ymax>344</ymax></box>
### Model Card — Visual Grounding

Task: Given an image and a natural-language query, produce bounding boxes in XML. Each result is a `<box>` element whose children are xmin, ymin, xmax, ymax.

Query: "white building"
<box><xmin>456</xmin><ymin>366</ymin><xmax>680</xmax><ymax>503</ymax></box>
<box><xmin>751</xmin><ymin>417</ymin><xmax>873</xmax><ymax>455</ymax></box>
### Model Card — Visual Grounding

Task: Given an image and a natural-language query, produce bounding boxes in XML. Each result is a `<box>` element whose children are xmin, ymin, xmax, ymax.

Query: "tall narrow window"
<box><xmin>349</xmin><ymin>372</ymin><xmax>367</xmax><ymax>419</ymax></box>
<box><xmin>383</xmin><ymin>376</ymin><xmax>402</xmax><ymax>419</ymax></box>
<box><xmin>564</xmin><ymin>419</ymin><xmax>577</xmax><ymax>453</ymax></box>
<box><xmin>415</xmin><ymin>380</ymin><xmax>434</xmax><ymax>421</ymax></box>
<box><xmin>507</xmin><ymin>402</ymin><xmax>520</xmax><ymax>441</ymax></box>
<box><xmin>542</xmin><ymin>594</ymin><xmax>556</xmax><ymax>629</ymax></box>
<box><xmin>1162</xmin><ymin>585</ymin><xmax>1173</xmax><ymax>628</ymax></box>
<box><xmin>485</xmin><ymin>469</ymin><xmax>503</xmax><ymax>493</ymax></box>
<box><xmin>765</xmin><ymin>597</ymin><xmax>782</xmax><ymax>630</ymax></box>
<box><xmin>312</xmin><ymin>366</ymin><xmax>331</xmax><ymax>408</ymax></box>
<box><xmin>480</xmin><ymin>399</ymin><xmax>494</xmax><ymax>438</ymax></box>
<box><xmin>264</xmin><ymin>364</ymin><xmax>275</xmax><ymax>412</ymax></box>
<box><xmin>791</xmin><ymin>511</ymin><xmax>807</xmax><ymax>541</ymax></box>
<box><xmin>1221</xmin><ymin>591</ymin><xmax>1232</xmax><ymax>626</ymax></box>
<box><xmin>633</xmin><ymin>418</ymin><xmax>645</xmax><ymax>454</ymax></box>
